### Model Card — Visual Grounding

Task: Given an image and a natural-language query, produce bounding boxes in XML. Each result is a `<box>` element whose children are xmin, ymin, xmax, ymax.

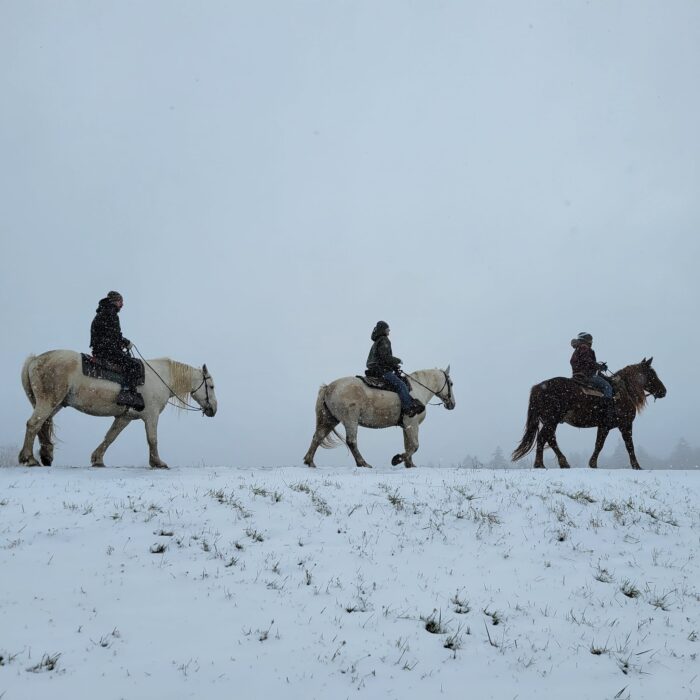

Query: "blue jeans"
<box><xmin>382</xmin><ymin>371</ymin><xmax>413</xmax><ymax>410</ymax></box>
<box><xmin>588</xmin><ymin>375</ymin><xmax>613</xmax><ymax>398</ymax></box>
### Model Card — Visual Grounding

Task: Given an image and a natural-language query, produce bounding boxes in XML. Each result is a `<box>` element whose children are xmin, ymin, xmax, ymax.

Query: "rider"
<box><xmin>90</xmin><ymin>291</ymin><xmax>144</xmax><ymax>410</ymax></box>
<box><xmin>570</xmin><ymin>332</ymin><xmax>614</xmax><ymax>422</ymax></box>
<box><xmin>366</xmin><ymin>321</ymin><xmax>424</xmax><ymax>418</ymax></box>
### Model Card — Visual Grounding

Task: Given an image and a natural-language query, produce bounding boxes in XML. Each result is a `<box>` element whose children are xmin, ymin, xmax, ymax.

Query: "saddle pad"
<box><xmin>572</xmin><ymin>376</ymin><xmax>618</xmax><ymax>398</ymax></box>
<box><xmin>356</xmin><ymin>374</ymin><xmax>411</xmax><ymax>394</ymax></box>
<box><xmin>357</xmin><ymin>375</ymin><xmax>392</xmax><ymax>391</ymax></box>
<box><xmin>81</xmin><ymin>354</ymin><xmax>145</xmax><ymax>386</ymax></box>
<box><xmin>580</xmin><ymin>387</ymin><xmax>605</xmax><ymax>398</ymax></box>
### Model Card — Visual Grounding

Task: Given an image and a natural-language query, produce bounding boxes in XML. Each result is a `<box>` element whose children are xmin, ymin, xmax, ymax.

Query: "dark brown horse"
<box><xmin>512</xmin><ymin>358</ymin><xmax>666</xmax><ymax>469</ymax></box>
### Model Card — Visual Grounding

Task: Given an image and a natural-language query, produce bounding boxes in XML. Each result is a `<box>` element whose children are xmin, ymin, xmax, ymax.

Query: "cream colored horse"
<box><xmin>19</xmin><ymin>350</ymin><xmax>217</xmax><ymax>469</ymax></box>
<box><xmin>303</xmin><ymin>367</ymin><xmax>455</xmax><ymax>469</ymax></box>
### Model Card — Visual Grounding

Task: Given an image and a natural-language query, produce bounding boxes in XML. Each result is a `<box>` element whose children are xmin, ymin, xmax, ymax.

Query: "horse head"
<box><xmin>438</xmin><ymin>365</ymin><xmax>456</xmax><ymax>410</ymax></box>
<box><xmin>639</xmin><ymin>357</ymin><xmax>666</xmax><ymax>399</ymax></box>
<box><xmin>192</xmin><ymin>363</ymin><xmax>218</xmax><ymax>417</ymax></box>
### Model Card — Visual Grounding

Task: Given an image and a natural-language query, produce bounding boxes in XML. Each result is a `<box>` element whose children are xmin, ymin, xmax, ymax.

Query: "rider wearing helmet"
<box><xmin>366</xmin><ymin>321</ymin><xmax>424</xmax><ymax>418</ymax></box>
<box><xmin>90</xmin><ymin>291</ymin><xmax>144</xmax><ymax>410</ymax></box>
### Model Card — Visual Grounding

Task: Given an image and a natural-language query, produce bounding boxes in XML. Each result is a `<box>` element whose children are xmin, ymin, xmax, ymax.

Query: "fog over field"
<box><xmin>1</xmin><ymin>2</ymin><xmax>698</xmax><ymax>468</ymax></box>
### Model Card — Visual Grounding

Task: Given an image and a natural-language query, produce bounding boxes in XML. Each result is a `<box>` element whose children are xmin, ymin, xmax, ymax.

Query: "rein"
<box><xmin>132</xmin><ymin>345</ymin><xmax>209</xmax><ymax>413</ymax></box>
<box><xmin>402</xmin><ymin>370</ymin><xmax>451</xmax><ymax>407</ymax></box>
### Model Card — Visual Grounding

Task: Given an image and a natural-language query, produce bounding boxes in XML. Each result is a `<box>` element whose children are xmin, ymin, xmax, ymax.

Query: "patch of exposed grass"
<box><xmin>620</xmin><ymin>580</ymin><xmax>641</xmax><ymax>599</ymax></box>
<box><xmin>26</xmin><ymin>653</ymin><xmax>61</xmax><ymax>673</ymax></box>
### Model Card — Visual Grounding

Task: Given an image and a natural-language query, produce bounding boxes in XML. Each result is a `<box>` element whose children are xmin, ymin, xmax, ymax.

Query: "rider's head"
<box><xmin>574</xmin><ymin>332</ymin><xmax>593</xmax><ymax>347</ymax></box>
<box><xmin>371</xmin><ymin>321</ymin><xmax>390</xmax><ymax>342</ymax></box>
<box><xmin>107</xmin><ymin>291</ymin><xmax>124</xmax><ymax>310</ymax></box>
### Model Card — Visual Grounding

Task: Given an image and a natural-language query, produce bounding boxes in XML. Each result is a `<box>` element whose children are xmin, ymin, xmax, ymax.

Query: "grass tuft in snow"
<box><xmin>423</xmin><ymin>610</ymin><xmax>447</xmax><ymax>634</ymax></box>
<box><xmin>26</xmin><ymin>653</ymin><xmax>61</xmax><ymax>673</ymax></box>
<box><xmin>620</xmin><ymin>580</ymin><xmax>641</xmax><ymax>599</ymax></box>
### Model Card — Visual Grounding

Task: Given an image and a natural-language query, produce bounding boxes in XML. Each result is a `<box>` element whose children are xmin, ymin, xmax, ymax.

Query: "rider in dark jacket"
<box><xmin>366</xmin><ymin>321</ymin><xmax>424</xmax><ymax>417</ymax></box>
<box><xmin>570</xmin><ymin>332</ymin><xmax>614</xmax><ymax>422</ymax></box>
<box><xmin>90</xmin><ymin>291</ymin><xmax>143</xmax><ymax>409</ymax></box>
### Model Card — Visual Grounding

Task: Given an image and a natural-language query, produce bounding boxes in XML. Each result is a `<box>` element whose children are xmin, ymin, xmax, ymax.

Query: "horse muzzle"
<box><xmin>203</xmin><ymin>405</ymin><xmax>216</xmax><ymax>417</ymax></box>
<box><xmin>654</xmin><ymin>389</ymin><xmax>667</xmax><ymax>399</ymax></box>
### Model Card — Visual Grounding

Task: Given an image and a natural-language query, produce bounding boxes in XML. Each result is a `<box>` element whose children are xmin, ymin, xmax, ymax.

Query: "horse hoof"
<box><xmin>632</xmin><ymin>465</ymin><xmax>642</xmax><ymax>470</ymax></box>
<box><xmin>391</xmin><ymin>454</ymin><xmax>404</xmax><ymax>466</ymax></box>
<box><xmin>588</xmin><ymin>464</ymin><xmax>597</xmax><ymax>469</ymax></box>
<box><xmin>404</xmin><ymin>463</ymin><xmax>415</xmax><ymax>469</ymax></box>
<box><xmin>305</xmin><ymin>462</ymin><xmax>317</xmax><ymax>469</ymax></box>
<box><xmin>150</xmin><ymin>463</ymin><xmax>169</xmax><ymax>470</ymax></box>
<box><xmin>560</xmin><ymin>464</ymin><xmax>570</xmax><ymax>469</ymax></box>
<box><xmin>533</xmin><ymin>464</ymin><xmax>545</xmax><ymax>469</ymax></box>
<box><xmin>357</xmin><ymin>463</ymin><xmax>373</xmax><ymax>469</ymax></box>
<box><xmin>91</xmin><ymin>462</ymin><xmax>105</xmax><ymax>468</ymax></box>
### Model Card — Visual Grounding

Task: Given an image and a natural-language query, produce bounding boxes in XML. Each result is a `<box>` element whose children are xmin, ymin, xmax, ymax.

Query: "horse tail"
<box><xmin>512</xmin><ymin>384</ymin><xmax>542</xmax><ymax>461</ymax></box>
<box><xmin>21</xmin><ymin>355</ymin><xmax>37</xmax><ymax>407</ymax></box>
<box><xmin>314</xmin><ymin>384</ymin><xmax>346</xmax><ymax>450</ymax></box>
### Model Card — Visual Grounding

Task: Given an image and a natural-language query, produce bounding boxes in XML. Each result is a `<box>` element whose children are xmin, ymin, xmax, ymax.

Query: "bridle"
<box><xmin>404</xmin><ymin>370</ymin><xmax>452</xmax><ymax>407</ymax></box>
<box><xmin>190</xmin><ymin>368</ymin><xmax>213</xmax><ymax>414</ymax></box>
<box><xmin>133</xmin><ymin>344</ymin><xmax>212</xmax><ymax>414</ymax></box>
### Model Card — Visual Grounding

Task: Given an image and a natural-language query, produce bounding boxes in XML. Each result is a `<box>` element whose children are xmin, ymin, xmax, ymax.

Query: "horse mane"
<box><xmin>164</xmin><ymin>359</ymin><xmax>195</xmax><ymax>408</ymax></box>
<box><xmin>614</xmin><ymin>364</ymin><xmax>648</xmax><ymax>414</ymax></box>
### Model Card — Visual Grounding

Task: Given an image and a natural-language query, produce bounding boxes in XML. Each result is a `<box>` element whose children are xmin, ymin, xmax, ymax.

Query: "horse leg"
<box><xmin>343</xmin><ymin>420</ymin><xmax>372</xmax><ymax>469</ymax></box>
<box><xmin>91</xmin><ymin>415</ymin><xmax>132</xmax><ymax>467</ymax></box>
<box><xmin>303</xmin><ymin>419</ymin><xmax>339</xmax><ymax>468</ymax></box>
<box><xmin>588</xmin><ymin>426</ymin><xmax>610</xmax><ymax>468</ymax></box>
<box><xmin>395</xmin><ymin>424</ymin><xmax>419</xmax><ymax>468</ymax></box>
<box><xmin>543</xmin><ymin>427</ymin><xmax>570</xmax><ymax>468</ymax></box>
<box><xmin>533</xmin><ymin>425</ymin><xmax>547</xmax><ymax>468</ymax></box>
<box><xmin>37</xmin><ymin>407</ymin><xmax>61</xmax><ymax>466</ymax></box>
<box><xmin>19</xmin><ymin>403</ymin><xmax>58</xmax><ymax>466</ymax></box>
<box><xmin>143</xmin><ymin>413</ymin><xmax>168</xmax><ymax>469</ymax></box>
<box><xmin>619</xmin><ymin>424</ymin><xmax>641</xmax><ymax>470</ymax></box>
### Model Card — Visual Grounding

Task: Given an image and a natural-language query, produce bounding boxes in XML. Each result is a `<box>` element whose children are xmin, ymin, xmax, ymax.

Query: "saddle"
<box><xmin>572</xmin><ymin>375</ymin><xmax>620</xmax><ymax>400</ymax></box>
<box><xmin>81</xmin><ymin>354</ymin><xmax>145</xmax><ymax>387</ymax></box>
<box><xmin>356</xmin><ymin>373</ymin><xmax>411</xmax><ymax>394</ymax></box>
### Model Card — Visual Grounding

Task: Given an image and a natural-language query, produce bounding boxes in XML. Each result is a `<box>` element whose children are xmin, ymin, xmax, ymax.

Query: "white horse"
<box><xmin>303</xmin><ymin>367</ymin><xmax>455</xmax><ymax>469</ymax></box>
<box><xmin>19</xmin><ymin>350</ymin><xmax>217</xmax><ymax>469</ymax></box>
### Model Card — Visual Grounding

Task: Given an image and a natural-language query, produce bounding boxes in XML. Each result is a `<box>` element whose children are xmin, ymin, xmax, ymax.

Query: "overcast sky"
<box><xmin>1</xmin><ymin>1</ymin><xmax>698</xmax><ymax>468</ymax></box>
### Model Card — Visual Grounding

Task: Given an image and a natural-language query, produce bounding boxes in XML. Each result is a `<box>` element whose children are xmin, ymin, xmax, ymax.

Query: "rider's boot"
<box><xmin>116</xmin><ymin>385</ymin><xmax>145</xmax><ymax>411</ymax></box>
<box><xmin>410</xmin><ymin>399</ymin><xmax>426</xmax><ymax>417</ymax></box>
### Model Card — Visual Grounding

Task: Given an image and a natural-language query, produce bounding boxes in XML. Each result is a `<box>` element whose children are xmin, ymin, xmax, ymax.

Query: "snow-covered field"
<box><xmin>1</xmin><ymin>465</ymin><xmax>699</xmax><ymax>700</ymax></box>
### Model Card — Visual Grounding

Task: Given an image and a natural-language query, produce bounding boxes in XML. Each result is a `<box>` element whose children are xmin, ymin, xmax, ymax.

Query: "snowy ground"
<box><xmin>1</xmin><ymin>465</ymin><xmax>699</xmax><ymax>700</ymax></box>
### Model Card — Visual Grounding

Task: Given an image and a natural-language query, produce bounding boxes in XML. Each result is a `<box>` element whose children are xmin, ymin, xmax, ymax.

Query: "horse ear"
<box><xmin>203</xmin><ymin>363</ymin><xmax>208</xmax><ymax>373</ymax></box>
<box><xmin>641</xmin><ymin>357</ymin><xmax>647</xmax><ymax>364</ymax></box>
<box><xmin>647</xmin><ymin>356</ymin><xmax>653</xmax><ymax>365</ymax></box>
<box><xmin>445</xmin><ymin>364</ymin><xmax>451</xmax><ymax>375</ymax></box>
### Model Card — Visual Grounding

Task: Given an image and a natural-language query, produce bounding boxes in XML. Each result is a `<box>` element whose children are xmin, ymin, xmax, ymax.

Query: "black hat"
<box><xmin>107</xmin><ymin>291</ymin><xmax>123</xmax><ymax>302</ymax></box>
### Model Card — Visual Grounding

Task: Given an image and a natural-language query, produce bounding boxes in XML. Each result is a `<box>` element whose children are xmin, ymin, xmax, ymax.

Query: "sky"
<box><xmin>1</xmin><ymin>1</ymin><xmax>698</xmax><ymax>468</ymax></box>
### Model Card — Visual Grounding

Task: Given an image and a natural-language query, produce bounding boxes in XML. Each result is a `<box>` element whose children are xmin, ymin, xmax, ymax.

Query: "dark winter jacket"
<box><xmin>570</xmin><ymin>343</ymin><xmax>599</xmax><ymax>378</ymax></box>
<box><xmin>366</xmin><ymin>324</ymin><xmax>402</xmax><ymax>376</ymax></box>
<box><xmin>90</xmin><ymin>298</ymin><xmax>130</xmax><ymax>359</ymax></box>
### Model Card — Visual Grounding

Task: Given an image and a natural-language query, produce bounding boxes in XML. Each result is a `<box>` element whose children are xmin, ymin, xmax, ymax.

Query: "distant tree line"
<box><xmin>462</xmin><ymin>437</ymin><xmax>700</xmax><ymax>470</ymax></box>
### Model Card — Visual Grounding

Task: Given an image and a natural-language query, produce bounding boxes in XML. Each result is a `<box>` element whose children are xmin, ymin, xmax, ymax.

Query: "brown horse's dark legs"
<box><xmin>589</xmin><ymin>426</ymin><xmax>610</xmax><ymax>468</ymax></box>
<box><xmin>547</xmin><ymin>432</ymin><xmax>570</xmax><ymax>468</ymax></box>
<box><xmin>534</xmin><ymin>427</ymin><xmax>547</xmax><ymax>468</ymax></box>
<box><xmin>620</xmin><ymin>424</ymin><xmax>641</xmax><ymax>469</ymax></box>
<box><xmin>541</xmin><ymin>425</ymin><xmax>570</xmax><ymax>468</ymax></box>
